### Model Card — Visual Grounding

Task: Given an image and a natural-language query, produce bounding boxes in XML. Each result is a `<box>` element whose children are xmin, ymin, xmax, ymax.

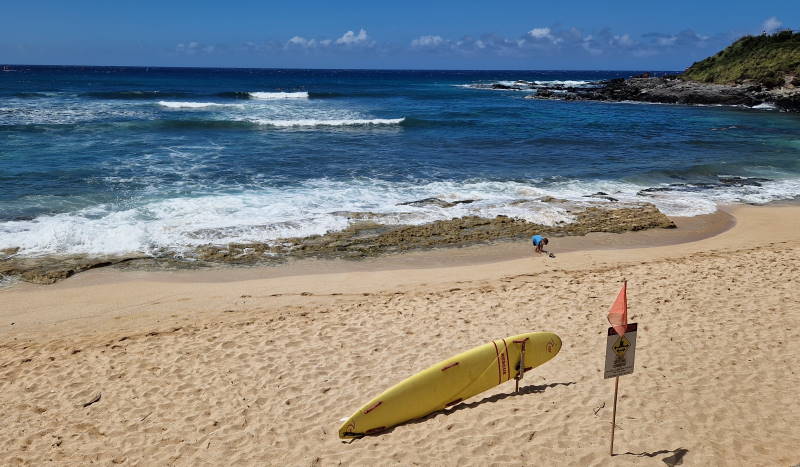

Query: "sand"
<box><xmin>1</xmin><ymin>205</ymin><xmax>799</xmax><ymax>466</ymax></box>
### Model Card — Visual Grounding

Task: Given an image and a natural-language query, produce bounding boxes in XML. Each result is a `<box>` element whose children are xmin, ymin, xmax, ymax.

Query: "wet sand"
<box><xmin>1</xmin><ymin>205</ymin><xmax>798</xmax><ymax>465</ymax></box>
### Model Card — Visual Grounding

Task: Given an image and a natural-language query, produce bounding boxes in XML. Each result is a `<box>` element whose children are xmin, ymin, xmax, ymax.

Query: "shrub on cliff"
<box><xmin>681</xmin><ymin>30</ymin><xmax>800</xmax><ymax>88</ymax></box>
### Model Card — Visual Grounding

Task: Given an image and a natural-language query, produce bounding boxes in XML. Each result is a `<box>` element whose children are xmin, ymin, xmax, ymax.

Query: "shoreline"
<box><xmin>1</xmin><ymin>207</ymin><xmax>732</xmax><ymax>291</ymax></box>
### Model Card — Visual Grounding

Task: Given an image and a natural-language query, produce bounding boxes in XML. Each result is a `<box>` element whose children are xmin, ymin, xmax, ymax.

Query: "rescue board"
<box><xmin>338</xmin><ymin>332</ymin><xmax>561</xmax><ymax>438</ymax></box>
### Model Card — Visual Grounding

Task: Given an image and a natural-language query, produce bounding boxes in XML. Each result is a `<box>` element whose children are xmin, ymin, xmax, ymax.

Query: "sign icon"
<box><xmin>612</xmin><ymin>335</ymin><xmax>631</xmax><ymax>357</ymax></box>
<box><xmin>604</xmin><ymin>323</ymin><xmax>637</xmax><ymax>379</ymax></box>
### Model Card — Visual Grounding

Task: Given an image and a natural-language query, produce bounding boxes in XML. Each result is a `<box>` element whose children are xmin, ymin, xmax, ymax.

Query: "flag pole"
<box><xmin>609</xmin><ymin>278</ymin><xmax>625</xmax><ymax>457</ymax></box>
<box><xmin>610</xmin><ymin>375</ymin><xmax>619</xmax><ymax>456</ymax></box>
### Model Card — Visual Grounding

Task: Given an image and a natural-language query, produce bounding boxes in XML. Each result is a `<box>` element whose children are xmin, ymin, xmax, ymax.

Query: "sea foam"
<box><xmin>249</xmin><ymin>91</ymin><xmax>309</xmax><ymax>100</ymax></box>
<box><xmin>6</xmin><ymin>175</ymin><xmax>800</xmax><ymax>257</ymax></box>
<box><xmin>253</xmin><ymin>117</ymin><xmax>405</xmax><ymax>127</ymax></box>
<box><xmin>158</xmin><ymin>101</ymin><xmax>244</xmax><ymax>109</ymax></box>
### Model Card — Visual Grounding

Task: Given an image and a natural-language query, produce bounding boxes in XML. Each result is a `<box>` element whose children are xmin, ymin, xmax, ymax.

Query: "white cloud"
<box><xmin>286</xmin><ymin>29</ymin><xmax>371</xmax><ymax>49</ymax></box>
<box><xmin>288</xmin><ymin>36</ymin><xmax>316</xmax><ymax>48</ymax></box>
<box><xmin>411</xmin><ymin>35</ymin><xmax>445</xmax><ymax>47</ymax></box>
<box><xmin>529</xmin><ymin>27</ymin><xmax>551</xmax><ymax>39</ymax></box>
<box><xmin>611</xmin><ymin>34</ymin><xmax>635</xmax><ymax>47</ymax></box>
<box><xmin>762</xmin><ymin>17</ymin><xmax>782</xmax><ymax>34</ymax></box>
<box><xmin>336</xmin><ymin>29</ymin><xmax>369</xmax><ymax>45</ymax></box>
<box><xmin>528</xmin><ymin>27</ymin><xmax>562</xmax><ymax>45</ymax></box>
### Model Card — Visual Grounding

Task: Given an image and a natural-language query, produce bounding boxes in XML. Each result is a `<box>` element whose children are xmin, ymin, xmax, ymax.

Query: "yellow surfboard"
<box><xmin>338</xmin><ymin>332</ymin><xmax>562</xmax><ymax>438</ymax></box>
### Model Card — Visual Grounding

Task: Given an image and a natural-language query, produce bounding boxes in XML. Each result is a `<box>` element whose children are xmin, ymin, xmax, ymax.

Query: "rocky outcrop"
<box><xmin>527</xmin><ymin>76</ymin><xmax>800</xmax><ymax>111</ymax></box>
<box><xmin>0</xmin><ymin>254</ymin><xmax>146</xmax><ymax>285</ymax></box>
<box><xmin>191</xmin><ymin>203</ymin><xmax>674</xmax><ymax>263</ymax></box>
<box><xmin>397</xmin><ymin>198</ymin><xmax>477</xmax><ymax>208</ymax></box>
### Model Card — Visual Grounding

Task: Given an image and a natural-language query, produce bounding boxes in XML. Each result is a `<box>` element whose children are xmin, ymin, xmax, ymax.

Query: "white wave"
<box><xmin>253</xmin><ymin>118</ymin><xmax>405</xmax><ymax>127</ymax></box>
<box><xmin>456</xmin><ymin>79</ymin><xmax>598</xmax><ymax>91</ymax></box>
<box><xmin>158</xmin><ymin>101</ymin><xmax>243</xmax><ymax>109</ymax></box>
<box><xmin>4</xmin><ymin>176</ymin><xmax>800</xmax><ymax>257</ymax></box>
<box><xmin>249</xmin><ymin>91</ymin><xmax>309</xmax><ymax>100</ymax></box>
<box><xmin>533</xmin><ymin>80</ymin><xmax>594</xmax><ymax>86</ymax></box>
<box><xmin>751</xmin><ymin>102</ymin><xmax>777</xmax><ymax>110</ymax></box>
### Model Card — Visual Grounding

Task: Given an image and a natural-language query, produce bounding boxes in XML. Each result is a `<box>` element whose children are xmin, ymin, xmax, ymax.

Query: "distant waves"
<box><xmin>85</xmin><ymin>90</ymin><xmax>312</xmax><ymax>100</ymax></box>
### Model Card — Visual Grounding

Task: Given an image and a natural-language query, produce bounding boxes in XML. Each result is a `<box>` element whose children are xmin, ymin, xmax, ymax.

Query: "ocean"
<box><xmin>1</xmin><ymin>66</ymin><xmax>799</xmax><ymax>258</ymax></box>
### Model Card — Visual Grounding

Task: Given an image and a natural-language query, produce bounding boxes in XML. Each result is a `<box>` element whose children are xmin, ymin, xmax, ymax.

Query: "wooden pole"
<box><xmin>514</xmin><ymin>339</ymin><xmax>527</xmax><ymax>393</ymax></box>
<box><xmin>610</xmin><ymin>375</ymin><xmax>619</xmax><ymax>456</ymax></box>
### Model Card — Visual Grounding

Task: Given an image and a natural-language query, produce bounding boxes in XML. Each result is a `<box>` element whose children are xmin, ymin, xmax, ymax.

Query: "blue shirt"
<box><xmin>532</xmin><ymin>234</ymin><xmax>543</xmax><ymax>246</ymax></box>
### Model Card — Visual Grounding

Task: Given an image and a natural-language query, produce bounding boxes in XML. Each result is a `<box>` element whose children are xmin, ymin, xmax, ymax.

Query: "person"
<box><xmin>531</xmin><ymin>234</ymin><xmax>549</xmax><ymax>254</ymax></box>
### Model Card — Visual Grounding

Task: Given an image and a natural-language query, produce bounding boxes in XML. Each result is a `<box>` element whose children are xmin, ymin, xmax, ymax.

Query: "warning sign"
<box><xmin>604</xmin><ymin>322</ymin><xmax>637</xmax><ymax>379</ymax></box>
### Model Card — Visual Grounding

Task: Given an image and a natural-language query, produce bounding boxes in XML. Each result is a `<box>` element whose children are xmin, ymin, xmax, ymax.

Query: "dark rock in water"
<box><xmin>637</xmin><ymin>187</ymin><xmax>672</xmax><ymax>196</ymax></box>
<box><xmin>717</xmin><ymin>176</ymin><xmax>771</xmax><ymax>187</ymax></box>
<box><xmin>584</xmin><ymin>192</ymin><xmax>619</xmax><ymax>202</ymax></box>
<box><xmin>491</xmin><ymin>83</ymin><xmax>518</xmax><ymax>90</ymax></box>
<box><xmin>398</xmin><ymin>198</ymin><xmax>476</xmax><ymax>208</ymax></box>
<box><xmin>638</xmin><ymin>176</ymin><xmax>774</xmax><ymax>196</ymax></box>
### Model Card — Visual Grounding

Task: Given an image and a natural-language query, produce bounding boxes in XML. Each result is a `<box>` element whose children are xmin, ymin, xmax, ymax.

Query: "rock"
<box><xmin>397</xmin><ymin>198</ymin><xmax>476</xmax><ymax>208</ymax></box>
<box><xmin>718</xmin><ymin>176</ymin><xmax>771</xmax><ymax>187</ymax></box>
<box><xmin>1</xmin><ymin>247</ymin><xmax>20</xmax><ymax>257</ymax></box>
<box><xmin>538</xmin><ymin>196</ymin><xmax>568</xmax><ymax>203</ymax></box>
<box><xmin>584</xmin><ymin>192</ymin><xmax>619</xmax><ymax>202</ymax></box>
<box><xmin>0</xmin><ymin>254</ymin><xmax>146</xmax><ymax>285</ymax></box>
<box><xmin>525</xmin><ymin>76</ymin><xmax>800</xmax><ymax>111</ymax></box>
<box><xmin>491</xmin><ymin>83</ymin><xmax>518</xmax><ymax>90</ymax></box>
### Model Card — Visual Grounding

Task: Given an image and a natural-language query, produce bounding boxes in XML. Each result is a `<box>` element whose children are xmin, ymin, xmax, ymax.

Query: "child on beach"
<box><xmin>531</xmin><ymin>234</ymin><xmax>549</xmax><ymax>254</ymax></box>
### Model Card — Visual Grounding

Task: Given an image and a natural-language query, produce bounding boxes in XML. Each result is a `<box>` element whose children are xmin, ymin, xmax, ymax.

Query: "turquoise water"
<box><xmin>1</xmin><ymin>66</ymin><xmax>799</xmax><ymax>256</ymax></box>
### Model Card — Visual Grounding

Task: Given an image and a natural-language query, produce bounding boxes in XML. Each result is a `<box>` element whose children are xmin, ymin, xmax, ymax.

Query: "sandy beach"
<box><xmin>1</xmin><ymin>204</ymin><xmax>799</xmax><ymax>466</ymax></box>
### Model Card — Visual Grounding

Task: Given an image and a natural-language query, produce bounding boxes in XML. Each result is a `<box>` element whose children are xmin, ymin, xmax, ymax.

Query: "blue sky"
<box><xmin>2</xmin><ymin>0</ymin><xmax>797</xmax><ymax>69</ymax></box>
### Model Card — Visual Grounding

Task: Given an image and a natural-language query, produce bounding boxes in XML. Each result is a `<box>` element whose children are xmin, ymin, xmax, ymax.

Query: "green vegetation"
<box><xmin>681</xmin><ymin>30</ymin><xmax>800</xmax><ymax>88</ymax></box>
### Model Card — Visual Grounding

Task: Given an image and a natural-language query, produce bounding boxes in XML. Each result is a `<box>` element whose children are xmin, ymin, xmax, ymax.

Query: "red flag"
<box><xmin>607</xmin><ymin>281</ymin><xmax>628</xmax><ymax>336</ymax></box>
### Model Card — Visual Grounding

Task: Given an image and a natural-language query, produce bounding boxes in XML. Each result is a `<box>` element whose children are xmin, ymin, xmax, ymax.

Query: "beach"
<box><xmin>2</xmin><ymin>204</ymin><xmax>798</xmax><ymax>466</ymax></box>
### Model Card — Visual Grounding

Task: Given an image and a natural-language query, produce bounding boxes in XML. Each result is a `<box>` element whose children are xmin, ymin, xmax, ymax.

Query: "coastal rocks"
<box><xmin>187</xmin><ymin>203</ymin><xmax>675</xmax><ymax>264</ymax></box>
<box><xmin>526</xmin><ymin>76</ymin><xmax>800</xmax><ymax>111</ymax></box>
<box><xmin>583</xmin><ymin>192</ymin><xmax>619</xmax><ymax>202</ymax></box>
<box><xmin>397</xmin><ymin>198</ymin><xmax>477</xmax><ymax>208</ymax></box>
<box><xmin>636</xmin><ymin>176</ymin><xmax>774</xmax><ymax>196</ymax></box>
<box><xmin>1</xmin><ymin>247</ymin><xmax>20</xmax><ymax>258</ymax></box>
<box><xmin>571</xmin><ymin>205</ymin><xmax>675</xmax><ymax>233</ymax></box>
<box><xmin>0</xmin><ymin>254</ymin><xmax>146</xmax><ymax>285</ymax></box>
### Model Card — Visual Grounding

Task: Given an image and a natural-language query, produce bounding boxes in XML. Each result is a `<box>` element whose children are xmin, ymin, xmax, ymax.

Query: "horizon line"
<box><xmin>1</xmin><ymin>63</ymin><xmax>683</xmax><ymax>73</ymax></box>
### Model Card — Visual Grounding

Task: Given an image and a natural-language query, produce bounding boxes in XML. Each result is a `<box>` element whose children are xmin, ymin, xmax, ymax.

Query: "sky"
<box><xmin>1</xmin><ymin>0</ymin><xmax>797</xmax><ymax>70</ymax></box>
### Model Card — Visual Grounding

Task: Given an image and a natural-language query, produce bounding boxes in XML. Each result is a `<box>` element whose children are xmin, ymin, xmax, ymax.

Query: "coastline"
<box><xmin>0</xmin><ymin>204</ymin><xmax>772</xmax><ymax>337</ymax></box>
<box><xmin>1</xmin><ymin>204</ymin><xmax>799</xmax><ymax>465</ymax></box>
<box><xmin>9</xmin><ymin>208</ymin><xmax>734</xmax><ymax>290</ymax></box>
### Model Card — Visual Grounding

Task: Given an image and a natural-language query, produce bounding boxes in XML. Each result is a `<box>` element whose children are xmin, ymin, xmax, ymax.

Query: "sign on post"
<box><xmin>604</xmin><ymin>322</ymin><xmax>637</xmax><ymax>379</ymax></box>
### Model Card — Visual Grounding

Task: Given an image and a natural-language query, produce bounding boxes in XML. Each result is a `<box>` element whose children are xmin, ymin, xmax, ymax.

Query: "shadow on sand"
<box><xmin>346</xmin><ymin>381</ymin><xmax>575</xmax><ymax>441</ymax></box>
<box><xmin>621</xmin><ymin>448</ymin><xmax>689</xmax><ymax>466</ymax></box>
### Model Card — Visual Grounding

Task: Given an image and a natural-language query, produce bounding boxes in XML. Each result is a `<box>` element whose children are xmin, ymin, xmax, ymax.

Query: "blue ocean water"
<box><xmin>1</xmin><ymin>66</ymin><xmax>799</xmax><ymax>256</ymax></box>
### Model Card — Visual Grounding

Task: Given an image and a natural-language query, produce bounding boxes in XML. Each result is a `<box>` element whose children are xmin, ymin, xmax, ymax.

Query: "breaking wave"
<box><xmin>248</xmin><ymin>91</ymin><xmax>309</xmax><ymax>100</ymax></box>
<box><xmin>252</xmin><ymin>117</ymin><xmax>406</xmax><ymax>127</ymax></box>
<box><xmin>158</xmin><ymin>101</ymin><xmax>245</xmax><ymax>109</ymax></box>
